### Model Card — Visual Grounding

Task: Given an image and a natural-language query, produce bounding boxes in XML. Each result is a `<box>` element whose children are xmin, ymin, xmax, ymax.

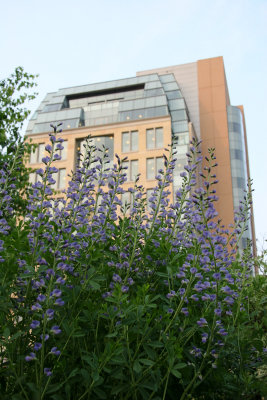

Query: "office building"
<box><xmin>26</xmin><ymin>56</ymin><xmax>255</xmax><ymax>252</ymax></box>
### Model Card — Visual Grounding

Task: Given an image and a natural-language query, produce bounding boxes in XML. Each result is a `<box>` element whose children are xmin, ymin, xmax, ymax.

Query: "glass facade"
<box><xmin>227</xmin><ymin>105</ymin><xmax>251</xmax><ymax>249</ymax></box>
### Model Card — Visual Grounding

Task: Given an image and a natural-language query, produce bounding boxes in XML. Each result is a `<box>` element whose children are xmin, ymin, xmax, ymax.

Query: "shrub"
<box><xmin>0</xmin><ymin>125</ymin><xmax>266</xmax><ymax>399</ymax></box>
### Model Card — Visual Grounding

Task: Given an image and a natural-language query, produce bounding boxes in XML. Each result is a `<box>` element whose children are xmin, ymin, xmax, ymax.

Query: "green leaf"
<box><xmin>133</xmin><ymin>360</ymin><xmax>142</xmax><ymax>373</ymax></box>
<box><xmin>171</xmin><ymin>369</ymin><xmax>182</xmax><ymax>378</ymax></box>
<box><xmin>139</xmin><ymin>358</ymin><xmax>154</xmax><ymax>366</ymax></box>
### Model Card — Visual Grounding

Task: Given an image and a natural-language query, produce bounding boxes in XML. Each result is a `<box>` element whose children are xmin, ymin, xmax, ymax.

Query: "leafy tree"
<box><xmin>0</xmin><ymin>66</ymin><xmax>38</xmax><ymax>215</ymax></box>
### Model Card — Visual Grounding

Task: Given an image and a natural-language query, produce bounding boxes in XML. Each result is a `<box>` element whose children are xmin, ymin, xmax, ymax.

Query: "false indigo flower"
<box><xmin>197</xmin><ymin>318</ymin><xmax>208</xmax><ymax>327</ymax></box>
<box><xmin>51</xmin><ymin>325</ymin><xmax>61</xmax><ymax>335</ymax></box>
<box><xmin>121</xmin><ymin>286</ymin><xmax>129</xmax><ymax>293</ymax></box>
<box><xmin>37</xmin><ymin>294</ymin><xmax>46</xmax><ymax>302</ymax></box>
<box><xmin>55</xmin><ymin>298</ymin><xmax>65</xmax><ymax>306</ymax></box>
<box><xmin>34</xmin><ymin>342</ymin><xmax>42</xmax><ymax>351</ymax></box>
<box><xmin>44</xmin><ymin>368</ymin><xmax>52</xmax><ymax>376</ymax></box>
<box><xmin>30</xmin><ymin>320</ymin><xmax>40</xmax><ymax>329</ymax></box>
<box><xmin>31</xmin><ymin>303</ymin><xmax>42</xmax><ymax>311</ymax></box>
<box><xmin>40</xmin><ymin>334</ymin><xmax>49</xmax><ymax>341</ymax></box>
<box><xmin>46</xmin><ymin>309</ymin><xmax>54</xmax><ymax>320</ymax></box>
<box><xmin>51</xmin><ymin>347</ymin><xmax>61</xmax><ymax>356</ymax></box>
<box><xmin>50</xmin><ymin>289</ymin><xmax>62</xmax><ymax>297</ymax></box>
<box><xmin>181</xmin><ymin>308</ymin><xmax>189</xmax><ymax>316</ymax></box>
<box><xmin>112</xmin><ymin>274</ymin><xmax>122</xmax><ymax>283</ymax></box>
<box><xmin>25</xmin><ymin>352</ymin><xmax>36</xmax><ymax>362</ymax></box>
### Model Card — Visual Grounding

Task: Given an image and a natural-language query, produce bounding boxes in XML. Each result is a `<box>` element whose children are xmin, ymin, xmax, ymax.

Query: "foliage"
<box><xmin>0</xmin><ymin>126</ymin><xmax>266</xmax><ymax>399</ymax></box>
<box><xmin>0</xmin><ymin>67</ymin><xmax>38</xmax><ymax>215</ymax></box>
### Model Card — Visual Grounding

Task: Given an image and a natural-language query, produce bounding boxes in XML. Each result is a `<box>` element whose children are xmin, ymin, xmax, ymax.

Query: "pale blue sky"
<box><xmin>1</xmin><ymin>0</ymin><xmax>266</xmax><ymax>247</ymax></box>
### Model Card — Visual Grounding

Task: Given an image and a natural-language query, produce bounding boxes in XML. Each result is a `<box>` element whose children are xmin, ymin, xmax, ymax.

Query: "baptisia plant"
<box><xmin>0</xmin><ymin>124</ymin><xmax>266</xmax><ymax>400</ymax></box>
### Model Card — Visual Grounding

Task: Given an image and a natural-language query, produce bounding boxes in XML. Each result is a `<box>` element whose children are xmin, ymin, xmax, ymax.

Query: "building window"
<box><xmin>77</xmin><ymin>136</ymin><xmax>114</xmax><ymax>165</ymax></box>
<box><xmin>122</xmin><ymin>131</ymin><xmax>138</xmax><ymax>152</ymax></box>
<box><xmin>122</xmin><ymin>160</ymin><xmax>138</xmax><ymax>181</ymax></box>
<box><xmin>30</xmin><ymin>143</ymin><xmax>45</xmax><ymax>164</ymax></box>
<box><xmin>51</xmin><ymin>169</ymin><xmax>66</xmax><ymax>190</ymax></box>
<box><xmin>121</xmin><ymin>191</ymin><xmax>134</xmax><ymax>210</ymax></box>
<box><xmin>29</xmin><ymin>172</ymin><xmax>41</xmax><ymax>185</ymax></box>
<box><xmin>146</xmin><ymin>157</ymin><xmax>164</xmax><ymax>180</ymax></box>
<box><xmin>146</xmin><ymin>127</ymin><xmax>163</xmax><ymax>149</ymax></box>
<box><xmin>146</xmin><ymin>188</ymin><xmax>155</xmax><ymax>211</ymax></box>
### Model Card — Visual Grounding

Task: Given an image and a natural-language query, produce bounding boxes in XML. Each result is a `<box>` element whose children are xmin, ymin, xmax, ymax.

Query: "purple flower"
<box><xmin>34</xmin><ymin>342</ymin><xmax>42</xmax><ymax>351</ymax></box>
<box><xmin>55</xmin><ymin>298</ymin><xmax>65</xmax><ymax>306</ymax></box>
<box><xmin>121</xmin><ymin>285</ymin><xmax>129</xmax><ymax>293</ymax></box>
<box><xmin>167</xmin><ymin>308</ymin><xmax>174</xmax><ymax>314</ymax></box>
<box><xmin>218</xmin><ymin>328</ymin><xmax>228</xmax><ymax>336</ymax></box>
<box><xmin>224</xmin><ymin>296</ymin><xmax>234</xmax><ymax>305</ymax></box>
<box><xmin>213</xmin><ymin>273</ymin><xmax>221</xmax><ymax>280</ymax></box>
<box><xmin>112</xmin><ymin>274</ymin><xmax>121</xmax><ymax>283</ymax></box>
<box><xmin>30</xmin><ymin>320</ymin><xmax>40</xmax><ymax>329</ymax></box>
<box><xmin>45</xmin><ymin>144</ymin><xmax>52</xmax><ymax>152</ymax></box>
<box><xmin>50</xmin><ymin>289</ymin><xmax>62</xmax><ymax>297</ymax></box>
<box><xmin>191</xmin><ymin>294</ymin><xmax>199</xmax><ymax>302</ymax></box>
<box><xmin>50</xmin><ymin>325</ymin><xmax>61</xmax><ymax>335</ymax></box>
<box><xmin>46</xmin><ymin>309</ymin><xmax>54</xmax><ymax>319</ymax></box>
<box><xmin>190</xmin><ymin>267</ymin><xmax>197</xmax><ymax>274</ymax></box>
<box><xmin>44</xmin><ymin>367</ymin><xmax>52</xmax><ymax>376</ymax></box>
<box><xmin>42</xmin><ymin>156</ymin><xmax>50</xmax><ymax>164</ymax></box>
<box><xmin>214</xmin><ymin>308</ymin><xmax>222</xmax><ymax>316</ymax></box>
<box><xmin>31</xmin><ymin>303</ymin><xmax>42</xmax><ymax>311</ymax></box>
<box><xmin>37</xmin><ymin>294</ymin><xmax>46</xmax><ymax>302</ymax></box>
<box><xmin>128</xmin><ymin>277</ymin><xmax>134</xmax><ymax>285</ymax></box>
<box><xmin>40</xmin><ymin>334</ymin><xmax>49</xmax><ymax>341</ymax></box>
<box><xmin>166</xmin><ymin>290</ymin><xmax>176</xmax><ymax>299</ymax></box>
<box><xmin>25</xmin><ymin>352</ymin><xmax>36</xmax><ymax>361</ymax></box>
<box><xmin>181</xmin><ymin>308</ymin><xmax>189</xmax><ymax>316</ymax></box>
<box><xmin>51</xmin><ymin>347</ymin><xmax>61</xmax><ymax>356</ymax></box>
<box><xmin>197</xmin><ymin>318</ymin><xmax>208</xmax><ymax>327</ymax></box>
<box><xmin>201</xmin><ymin>333</ymin><xmax>208</xmax><ymax>343</ymax></box>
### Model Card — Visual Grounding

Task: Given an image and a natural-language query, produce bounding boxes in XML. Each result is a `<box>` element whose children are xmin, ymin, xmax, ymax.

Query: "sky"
<box><xmin>1</xmin><ymin>0</ymin><xmax>266</xmax><ymax>249</ymax></box>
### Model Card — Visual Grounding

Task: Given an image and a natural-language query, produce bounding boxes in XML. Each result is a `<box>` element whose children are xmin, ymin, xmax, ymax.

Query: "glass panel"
<box><xmin>121</xmin><ymin>192</ymin><xmax>130</xmax><ymax>207</ymax></box>
<box><xmin>160</xmin><ymin>74</ymin><xmax>175</xmax><ymax>83</ymax></box>
<box><xmin>122</xmin><ymin>132</ymin><xmax>130</xmax><ymax>152</ymax></box>
<box><xmin>61</xmin><ymin>141</ymin><xmax>67</xmax><ymax>160</ymax></box>
<box><xmin>131</xmin><ymin>131</ymin><xmax>138</xmax><ymax>151</ymax></box>
<box><xmin>166</xmin><ymin>91</ymin><xmax>182</xmax><ymax>100</ymax></box>
<box><xmin>51</xmin><ymin>172</ymin><xmax>58</xmax><ymax>190</ymax></box>
<box><xmin>30</xmin><ymin>148</ymin><xmax>37</xmax><ymax>164</ymax></box>
<box><xmin>58</xmin><ymin>169</ymin><xmax>66</xmax><ymax>190</ymax></box>
<box><xmin>146</xmin><ymin>128</ymin><xmax>155</xmax><ymax>149</ymax></box>
<box><xmin>38</xmin><ymin>144</ymin><xmax>46</xmax><ymax>163</ymax></box>
<box><xmin>29</xmin><ymin>172</ymin><xmax>36</xmax><ymax>184</ymax></box>
<box><xmin>122</xmin><ymin>161</ymin><xmax>129</xmax><ymax>181</ymax></box>
<box><xmin>172</xmin><ymin>121</ymin><xmax>188</xmax><ymax>133</ymax></box>
<box><xmin>130</xmin><ymin>160</ymin><xmax>138</xmax><ymax>181</ymax></box>
<box><xmin>171</xmin><ymin>109</ymin><xmax>187</xmax><ymax>121</ymax></box>
<box><xmin>156</xmin><ymin>157</ymin><xmax>164</xmax><ymax>173</ymax></box>
<box><xmin>146</xmin><ymin>158</ymin><xmax>155</xmax><ymax>180</ymax></box>
<box><xmin>163</xmin><ymin>82</ymin><xmax>179</xmax><ymax>91</ymax></box>
<box><xmin>155</xmin><ymin>127</ymin><xmax>163</xmax><ymax>148</ymax></box>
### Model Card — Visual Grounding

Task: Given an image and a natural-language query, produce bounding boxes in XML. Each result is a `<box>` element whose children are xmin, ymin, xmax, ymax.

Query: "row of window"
<box><xmin>30</xmin><ymin>142</ymin><xmax>67</xmax><ymax>164</ymax></box>
<box><xmin>29</xmin><ymin>127</ymin><xmax>165</xmax><ymax>164</ymax></box>
<box><xmin>122</xmin><ymin>157</ymin><xmax>164</xmax><ymax>181</ymax></box>
<box><xmin>29</xmin><ymin>156</ymin><xmax>164</xmax><ymax>190</ymax></box>
<box><xmin>29</xmin><ymin>169</ymin><xmax>66</xmax><ymax>190</ymax></box>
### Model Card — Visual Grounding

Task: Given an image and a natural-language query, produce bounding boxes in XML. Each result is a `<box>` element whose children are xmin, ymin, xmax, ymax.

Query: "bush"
<box><xmin>0</xmin><ymin>125</ymin><xmax>266</xmax><ymax>399</ymax></box>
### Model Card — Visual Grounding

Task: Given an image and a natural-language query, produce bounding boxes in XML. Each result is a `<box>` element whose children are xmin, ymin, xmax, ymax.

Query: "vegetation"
<box><xmin>0</xmin><ymin>120</ymin><xmax>266</xmax><ymax>399</ymax></box>
<box><xmin>0</xmin><ymin>67</ymin><xmax>38</xmax><ymax>215</ymax></box>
